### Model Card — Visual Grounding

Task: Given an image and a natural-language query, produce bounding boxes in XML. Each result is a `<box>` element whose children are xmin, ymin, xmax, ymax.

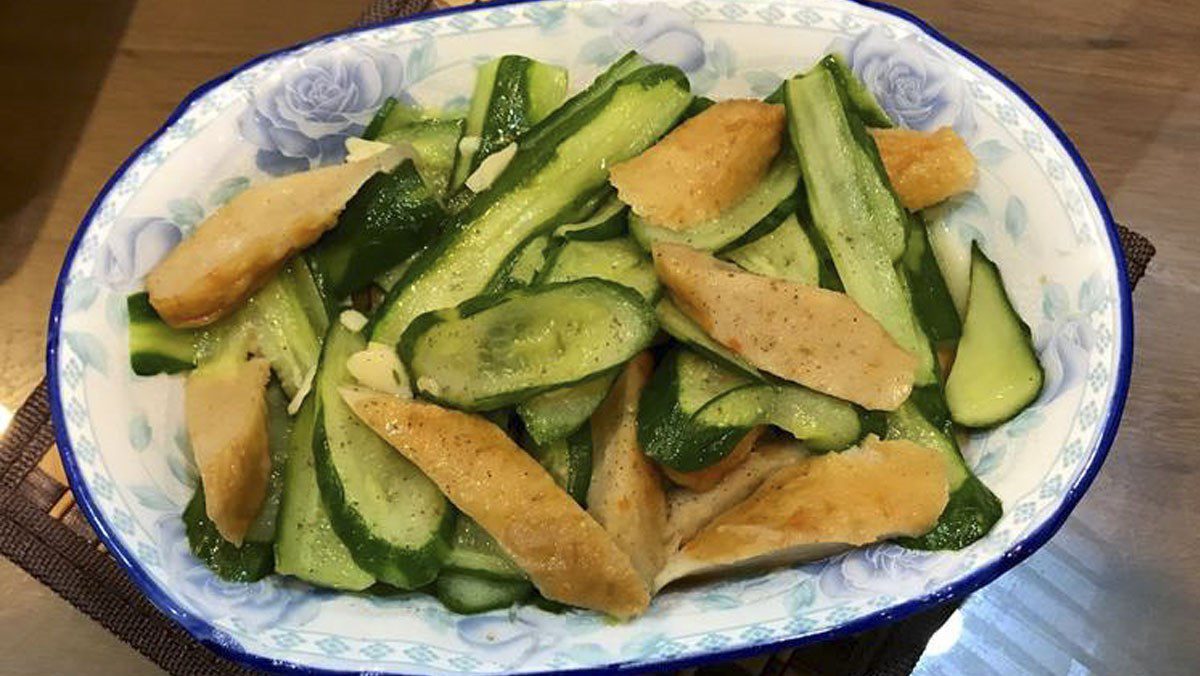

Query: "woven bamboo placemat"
<box><xmin>0</xmin><ymin>0</ymin><xmax>1157</xmax><ymax>672</ymax></box>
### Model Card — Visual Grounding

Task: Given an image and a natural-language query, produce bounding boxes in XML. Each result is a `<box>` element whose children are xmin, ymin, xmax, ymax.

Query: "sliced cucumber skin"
<box><xmin>554</xmin><ymin>194</ymin><xmax>628</xmax><ymax>241</ymax></box>
<box><xmin>654</xmin><ymin>298</ymin><xmax>763</xmax><ymax>379</ymax></box>
<box><xmin>638</xmin><ymin>349</ymin><xmax>752</xmax><ymax>472</ymax></box>
<box><xmin>723</xmin><ymin>214</ymin><xmax>820</xmax><ymax>286</ymax></box>
<box><xmin>369</xmin><ymin>64</ymin><xmax>691</xmax><ymax>347</ymax></box>
<box><xmin>436</xmin><ymin>572</ymin><xmax>533</xmax><ymax>615</ymax></box>
<box><xmin>517</xmin><ymin>370</ymin><xmax>616</xmax><ymax>446</ymax></box>
<box><xmin>529</xmin><ymin>424</ymin><xmax>594</xmax><ymax>504</ymax></box>
<box><xmin>629</xmin><ymin>154</ymin><xmax>801</xmax><ymax>253</ymax></box>
<box><xmin>400</xmin><ymin>279</ymin><xmax>658</xmax><ymax>411</ymax></box>
<box><xmin>887</xmin><ymin>390</ymin><xmax>1002</xmax><ymax>550</ymax></box>
<box><xmin>452</xmin><ymin>55</ymin><xmax>568</xmax><ymax>189</ymax></box>
<box><xmin>484</xmin><ymin>234</ymin><xmax>550</xmax><ymax>294</ymax></box>
<box><xmin>376</xmin><ymin>117</ymin><xmax>464</xmax><ymax>198</ymax></box>
<box><xmin>127</xmin><ymin>292</ymin><xmax>196</xmax><ymax>375</ymax></box>
<box><xmin>946</xmin><ymin>244</ymin><xmax>1044</xmax><ymax>428</ymax></box>
<box><xmin>243</xmin><ymin>382</ymin><xmax>292</xmax><ymax>544</ymax></box>
<box><xmin>241</xmin><ymin>259</ymin><xmax>329</xmax><ymax>399</ymax></box>
<box><xmin>902</xmin><ymin>214</ymin><xmax>962</xmax><ymax>344</ymax></box>
<box><xmin>307</xmin><ymin>161</ymin><xmax>445</xmax><ymax>306</ymax></box>
<box><xmin>444</xmin><ymin>517</ymin><xmax>527</xmax><ymax>581</ymax></box>
<box><xmin>183</xmin><ymin>485</ymin><xmax>274</xmax><ymax>582</ymax></box>
<box><xmin>696</xmin><ymin>382</ymin><xmax>863</xmax><ymax>453</ymax></box>
<box><xmin>274</xmin><ymin>398</ymin><xmax>375</xmax><ymax>590</ymax></box>
<box><xmin>784</xmin><ymin>68</ymin><xmax>937</xmax><ymax>385</ymax></box>
<box><xmin>819</xmin><ymin>54</ymin><xmax>893</xmax><ymax>129</ymax></box>
<box><xmin>536</xmin><ymin>236</ymin><xmax>660</xmax><ymax>302</ymax></box>
<box><xmin>313</xmin><ymin>324</ymin><xmax>453</xmax><ymax>589</ymax></box>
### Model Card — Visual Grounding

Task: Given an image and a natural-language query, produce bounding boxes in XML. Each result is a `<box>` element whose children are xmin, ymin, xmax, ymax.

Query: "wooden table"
<box><xmin>0</xmin><ymin>0</ymin><xmax>1195</xmax><ymax>673</ymax></box>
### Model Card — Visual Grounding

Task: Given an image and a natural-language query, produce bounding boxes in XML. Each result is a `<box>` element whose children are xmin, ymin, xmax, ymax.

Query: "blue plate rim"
<box><xmin>45</xmin><ymin>0</ymin><xmax>1134</xmax><ymax>673</ymax></box>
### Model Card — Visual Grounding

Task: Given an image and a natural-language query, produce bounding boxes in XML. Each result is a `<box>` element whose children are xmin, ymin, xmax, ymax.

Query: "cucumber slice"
<box><xmin>183</xmin><ymin>484</ymin><xmax>274</xmax><ymax>582</ymax></box>
<box><xmin>436</xmin><ymin>572</ymin><xmax>532</xmax><ymax>614</ymax></box>
<box><xmin>243</xmin><ymin>383</ymin><xmax>292</xmax><ymax>544</ymax></box>
<box><xmin>485</xmin><ymin>235</ymin><xmax>550</xmax><ymax>294</ymax></box>
<box><xmin>784</xmin><ymin>67</ymin><xmax>938</xmax><ymax>384</ymax></box>
<box><xmin>654</xmin><ymin>298</ymin><xmax>762</xmax><ymax>379</ymax></box>
<box><xmin>444</xmin><ymin>517</ymin><xmax>526</xmax><ymax>581</ymax></box>
<box><xmin>376</xmin><ymin>118</ymin><xmax>464</xmax><ymax>198</ymax></box>
<box><xmin>313</xmin><ymin>323</ymin><xmax>452</xmax><ymax>588</ymax></box>
<box><xmin>902</xmin><ymin>214</ymin><xmax>961</xmax><ymax>344</ymax></box>
<box><xmin>369</xmin><ymin>63</ymin><xmax>691</xmax><ymax>346</ymax></box>
<box><xmin>363</xmin><ymin>97</ymin><xmax>424</xmax><ymax>140</ymax></box>
<box><xmin>274</xmin><ymin>397</ymin><xmax>374</xmax><ymax>590</ymax></box>
<box><xmin>819</xmin><ymin>54</ymin><xmax>893</xmax><ymax>129</ymax></box>
<box><xmin>241</xmin><ymin>259</ymin><xmax>329</xmax><ymax>398</ymax></box>
<box><xmin>695</xmin><ymin>383</ymin><xmax>862</xmax><ymax>452</ymax></box>
<box><xmin>127</xmin><ymin>292</ymin><xmax>196</xmax><ymax>375</ymax></box>
<box><xmin>638</xmin><ymin>349</ymin><xmax>752</xmax><ymax>472</ymax></box>
<box><xmin>554</xmin><ymin>194</ymin><xmax>628</xmax><ymax>241</ymax></box>
<box><xmin>401</xmin><ymin>279</ymin><xmax>657</xmax><ymax>410</ymax></box>
<box><xmin>629</xmin><ymin>153</ymin><xmax>801</xmax><ymax>253</ymax></box>
<box><xmin>536</xmin><ymin>236</ymin><xmax>660</xmax><ymax>301</ymax></box>
<box><xmin>451</xmin><ymin>55</ymin><xmax>569</xmax><ymax>190</ymax></box>
<box><xmin>306</xmin><ymin>161</ymin><xmax>445</xmax><ymax>306</ymax></box>
<box><xmin>517</xmin><ymin>371</ymin><xmax>616</xmax><ymax>446</ymax></box>
<box><xmin>722</xmin><ymin>214</ymin><xmax>820</xmax><ymax>285</ymax></box>
<box><xmin>528</xmin><ymin>424</ymin><xmax>594</xmax><ymax>504</ymax></box>
<box><xmin>887</xmin><ymin>393</ymin><xmax>1001</xmax><ymax>550</ymax></box>
<box><xmin>945</xmin><ymin>244</ymin><xmax>1043</xmax><ymax>427</ymax></box>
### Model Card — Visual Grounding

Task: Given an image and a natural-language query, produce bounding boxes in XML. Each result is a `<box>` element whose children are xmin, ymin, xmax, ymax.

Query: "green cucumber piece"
<box><xmin>377</xmin><ymin>118</ymin><xmax>465</xmax><ymax>198</ymax></box>
<box><xmin>654</xmin><ymin>298</ymin><xmax>762</xmax><ymax>379</ymax></box>
<box><xmin>363</xmin><ymin>97</ymin><xmax>424</xmax><ymax>140</ymax></box>
<box><xmin>517</xmin><ymin>370</ymin><xmax>616</xmax><ymax>446</ymax></box>
<box><xmin>629</xmin><ymin>153</ymin><xmax>801</xmax><ymax>253</ymax></box>
<box><xmin>444</xmin><ymin>517</ymin><xmax>526</xmax><ymax>581</ymax></box>
<box><xmin>784</xmin><ymin>67</ymin><xmax>937</xmax><ymax>384</ymax></box>
<box><xmin>638</xmin><ymin>349</ymin><xmax>752</xmax><ymax>472</ymax></box>
<box><xmin>887</xmin><ymin>393</ymin><xmax>1001</xmax><ymax>550</ymax></box>
<box><xmin>307</xmin><ymin>161</ymin><xmax>444</xmax><ymax>306</ymax></box>
<box><xmin>528</xmin><ymin>424</ymin><xmax>594</xmax><ymax>504</ymax></box>
<box><xmin>902</xmin><ymin>214</ymin><xmax>961</xmax><ymax>344</ymax></box>
<box><xmin>554</xmin><ymin>194</ymin><xmax>628</xmax><ymax>241</ymax></box>
<box><xmin>241</xmin><ymin>259</ymin><xmax>329</xmax><ymax>399</ymax></box>
<box><xmin>945</xmin><ymin>244</ymin><xmax>1043</xmax><ymax>427</ymax></box>
<box><xmin>127</xmin><ymin>292</ymin><xmax>196</xmax><ymax>375</ymax></box>
<box><xmin>243</xmin><ymin>382</ymin><xmax>292</xmax><ymax>544</ymax></box>
<box><xmin>436</xmin><ymin>572</ymin><xmax>532</xmax><ymax>614</ymax></box>
<box><xmin>370</xmin><ymin>64</ymin><xmax>691</xmax><ymax>346</ymax></box>
<box><xmin>183</xmin><ymin>484</ymin><xmax>273</xmax><ymax>582</ymax></box>
<box><xmin>695</xmin><ymin>383</ymin><xmax>862</xmax><ymax>452</ymax></box>
<box><xmin>401</xmin><ymin>279</ymin><xmax>657</xmax><ymax>410</ymax></box>
<box><xmin>313</xmin><ymin>323</ymin><xmax>453</xmax><ymax>588</ymax></box>
<box><xmin>535</xmin><ymin>236</ymin><xmax>660</xmax><ymax>301</ymax></box>
<box><xmin>274</xmin><ymin>397</ymin><xmax>374</xmax><ymax>590</ymax></box>
<box><xmin>485</xmin><ymin>235</ymin><xmax>550</xmax><ymax>294</ymax></box>
<box><xmin>722</xmin><ymin>214</ymin><xmax>820</xmax><ymax>285</ymax></box>
<box><xmin>819</xmin><ymin>54</ymin><xmax>893</xmax><ymax>129</ymax></box>
<box><xmin>452</xmin><ymin>55</ymin><xmax>569</xmax><ymax>189</ymax></box>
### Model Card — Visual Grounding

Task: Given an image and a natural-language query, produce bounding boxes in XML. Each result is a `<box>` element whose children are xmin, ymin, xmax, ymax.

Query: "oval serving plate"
<box><xmin>47</xmin><ymin>0</ymin><xmax>1131</xmax><ymax>673</ymax></box>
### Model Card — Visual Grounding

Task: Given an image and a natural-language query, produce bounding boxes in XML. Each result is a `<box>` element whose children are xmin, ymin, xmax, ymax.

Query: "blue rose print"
<box><xmin>815</xmin><ymin>544</ymin><xmax>962</xmax><ymax>599</ymax></box>
<box><xmin>240</xmin><ymin>44</ymin><xmax>406</xmax><ymax>175</ymax></box>
<box><xmin>156</xmin><ymin>515</ymin><xmax>321</xmax><ymax>632</ymax></box>
<box><xmin>835</xmin><ymin>27</ymin><xmax>977</xmax><ymax>138</ymax></box>
<box><xmin>1033</xmin><ymin>281</ymin><xmax>1097</xmax><ymax>405</ymax></box>
<box><xmin>95</xmin><ymin>216</ymin><xmax>181</xmax><ymax>289</ymax></box>
<box><xmin>613</xmin><ymin>5</ymin><xmax>706</xmax><ymax>72</ymax></box>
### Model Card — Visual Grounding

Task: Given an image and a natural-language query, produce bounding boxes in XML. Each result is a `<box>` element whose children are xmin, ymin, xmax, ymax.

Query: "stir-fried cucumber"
<box><xmin>127</xmin><ymin>292</ymin><xmax>196</xmax><ymax>375</ymax></box>
<box><xmin>370</xmin><ymin>63</ymin><xmax>691</xmax><ymax>347</ymax></box>
<box><xmin>945</xmin><ymin>244</ymin><xmax>1043</xmax><ymax>426</ymax></box>
<box><xmin>400</xmin><ymin>279</ymin><xmax>657</xmax><ymax>410</ymax></box>
<box><xmin>451</xmin><ymin>55</ymin><xmax>569</xmax><ymax>190</ymax></box>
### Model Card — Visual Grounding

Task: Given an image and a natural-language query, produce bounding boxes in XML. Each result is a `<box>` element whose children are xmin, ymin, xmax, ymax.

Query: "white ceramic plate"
<box><xmin>47</xmin><ymin>0</ymin><xmax>1131</xmax><ymax>673</ymax></box>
